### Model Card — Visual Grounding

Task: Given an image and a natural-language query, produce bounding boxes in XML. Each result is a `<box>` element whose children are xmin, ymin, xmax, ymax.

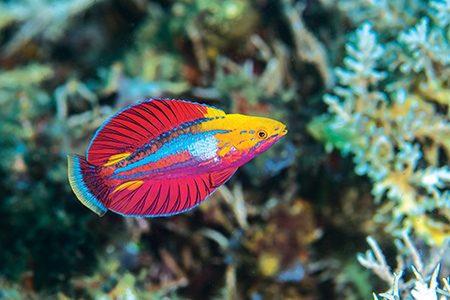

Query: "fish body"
<box><xmin>68</xmin><ymin>99</ymin><xmax>287</xmax><ymax>217</ymax></box>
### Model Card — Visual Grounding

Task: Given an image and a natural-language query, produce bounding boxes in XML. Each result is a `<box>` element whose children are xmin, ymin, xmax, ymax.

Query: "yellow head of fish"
<box><xmin>201</xmin><ymin>113</ymin><xmax>287</xmax><ymax>166</ymax></box>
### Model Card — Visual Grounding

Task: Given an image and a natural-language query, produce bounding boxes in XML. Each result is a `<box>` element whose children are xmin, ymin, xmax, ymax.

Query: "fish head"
<box><xmin>213</xmin><ymin>114</ymin><xmax>287</xmax><ymax>166</ymax></box>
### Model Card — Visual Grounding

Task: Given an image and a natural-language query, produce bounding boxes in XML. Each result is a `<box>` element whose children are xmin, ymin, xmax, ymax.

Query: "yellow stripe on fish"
<box><xmin>104</xmin><ymin>152</ymin><xmax>131</xmax><ymax>166</ymax></box>
<box><xmin>112</xmin><ymin>180</ymin><xmax>144</xmax><ymax>194</ymax></box>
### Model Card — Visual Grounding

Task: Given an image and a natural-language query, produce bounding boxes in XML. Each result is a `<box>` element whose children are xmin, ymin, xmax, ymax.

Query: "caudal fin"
<box><xmin>67</xmin><ymin>154</ymin><xmax>108</xmax><ymax>216</ymax></box>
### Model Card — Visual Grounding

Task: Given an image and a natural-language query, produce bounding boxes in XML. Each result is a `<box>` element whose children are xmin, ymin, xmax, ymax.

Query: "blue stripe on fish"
<box><xmin>114</xmin><ymin>130</ymin><xmax>229</xmax><ymax>175</ymax></box>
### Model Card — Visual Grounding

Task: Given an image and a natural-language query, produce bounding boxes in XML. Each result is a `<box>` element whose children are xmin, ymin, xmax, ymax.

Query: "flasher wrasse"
<box><xmin>68</xmin><ymin>99</ymin><xmax>287</xmax><ymax>217</ymax></box>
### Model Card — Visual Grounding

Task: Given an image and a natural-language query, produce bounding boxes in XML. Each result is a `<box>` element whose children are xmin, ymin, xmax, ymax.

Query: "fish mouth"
<box><xmin>270</xmin><ymin>125</ymin><xmax>287</xmax><ymax>141</ymax></box>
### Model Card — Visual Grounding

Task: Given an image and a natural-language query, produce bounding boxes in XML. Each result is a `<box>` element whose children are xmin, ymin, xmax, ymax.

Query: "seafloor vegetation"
<box><xmin>0</xmin><ymin>0</ymin><xmax>448</xmax><ymax>299</ymax></box>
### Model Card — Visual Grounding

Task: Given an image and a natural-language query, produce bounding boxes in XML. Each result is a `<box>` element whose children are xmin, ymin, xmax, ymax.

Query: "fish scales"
<box><xmin>68</xmin><ymin>99</ymin><xmax>287</xmax><ymax>217</ymax></box>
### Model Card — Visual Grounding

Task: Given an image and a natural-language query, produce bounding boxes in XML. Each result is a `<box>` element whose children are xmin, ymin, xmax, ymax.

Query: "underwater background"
<box><xmin>0</xmin><ymin>0</ymin><xmax>449</xmax><ymax>299</ymax></box>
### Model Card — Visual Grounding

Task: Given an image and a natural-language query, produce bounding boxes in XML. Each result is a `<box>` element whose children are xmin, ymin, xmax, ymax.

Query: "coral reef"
<box><xmin>358</xmin><ymin>233</ymin><xmax>450</xmax><ymax>299</ymax></box>
<box><xmin>0</xmin><ymin>0</ymin><xmax>448</xmax><ymax>298</ymax></box>
<box><xmin>309</xmin><ymin>1</ymin><xmax>450</xmax><ymax>245</ymax></box>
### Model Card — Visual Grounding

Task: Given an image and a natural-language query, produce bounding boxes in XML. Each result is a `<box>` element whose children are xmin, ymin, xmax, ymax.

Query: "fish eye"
<box><xmin>257</xmin><ymin>129</ymin><xmax>268</xmax><ymax>139</ymax></box>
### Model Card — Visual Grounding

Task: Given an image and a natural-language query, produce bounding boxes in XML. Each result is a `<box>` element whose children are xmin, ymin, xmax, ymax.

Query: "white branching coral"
<box><xmin>399</xmin><ymin>17</ymin><xmax>450</xmax><ymax>81</ymax></box>
<box><xmin>430</xmin><ymin>0</ymin><xmax>450</xmax><ymax>27</ymax></box>
<box><xmin>309</xmin><ymin>1</ymin><xmax>450</xmax><ymax>245</ymax></box>
<box><xmin>358</xmin><ymin>234</ymin><xmax>450</xmax><ymax>300</ymax></box>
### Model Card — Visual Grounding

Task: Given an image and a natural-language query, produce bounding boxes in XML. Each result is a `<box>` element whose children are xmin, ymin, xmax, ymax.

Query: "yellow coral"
<box><xmin>258</xmin><ymin>253</ymin><xmax>280</xmax><ymax>277</ymax></box>
<box><xmin>411</xmin><ymin>216</ymin><xmax>450</xmax><ymax>246</ymax></box>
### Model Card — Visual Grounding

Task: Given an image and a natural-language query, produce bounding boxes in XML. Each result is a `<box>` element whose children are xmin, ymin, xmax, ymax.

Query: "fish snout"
<box><xmin>280</xmin><ymin>124</ymin><xmax>288</xmax><ymax>136</ymax></box>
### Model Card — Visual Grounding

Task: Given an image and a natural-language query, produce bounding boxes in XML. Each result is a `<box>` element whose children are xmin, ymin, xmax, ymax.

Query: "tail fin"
<box><xmin>67</xmin><ymin>154</ymin><xmax>108</xmax><ymax>216</ymax></box>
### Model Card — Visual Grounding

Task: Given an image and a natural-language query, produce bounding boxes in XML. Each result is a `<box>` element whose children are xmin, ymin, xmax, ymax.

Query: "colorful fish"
<box><xmin>68</xmin><ymin>99</ymin><xmax>287</xmax><ymax>217</ymax></box>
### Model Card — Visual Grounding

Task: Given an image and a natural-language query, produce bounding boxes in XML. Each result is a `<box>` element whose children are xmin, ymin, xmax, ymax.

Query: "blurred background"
<box><xmin>0</xmin><ymin>0</ymin><xmax>449</xmax><ymax>299</ymax></box>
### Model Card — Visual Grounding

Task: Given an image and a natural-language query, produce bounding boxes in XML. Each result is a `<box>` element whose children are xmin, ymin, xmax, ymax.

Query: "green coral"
<box><xmin>0</xmin><ymin>0</ymin><xmax>104</xmax><ymax>55</ymax></box>
<box><xmin>171</xmin><ymin>0</ymin><xmax>258</xmax><ymax>49</ymax></box>
<box><xmin>0</xmin><ymin>65</ymin><xmax>105</xmax><ymax>291</ymax></box>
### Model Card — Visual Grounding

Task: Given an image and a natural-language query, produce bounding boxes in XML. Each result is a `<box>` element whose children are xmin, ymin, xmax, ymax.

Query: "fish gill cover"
<box><xmin>0</xmin><ymin>0</ymin><xmax>448</xmax><ymax>299</ymax></box>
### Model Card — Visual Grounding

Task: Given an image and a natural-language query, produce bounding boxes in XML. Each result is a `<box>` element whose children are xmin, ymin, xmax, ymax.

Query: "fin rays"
<box><xmin>106</xmin><ymin>171</ymin><xmax>235</xmax><ymax>217</ymax></box>
<box><xmin>86</xmin><ymin>99</ymin><xmax>225</xmax><ymax>166</ymax></box>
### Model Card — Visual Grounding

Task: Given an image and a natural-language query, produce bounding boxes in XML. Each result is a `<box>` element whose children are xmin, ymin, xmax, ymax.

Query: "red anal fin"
<box><xmin>105</xmin><ymin>169</ymin><xmax>237</xmax><ymax>217</ymax></box>
<box><xmin>209</xmin><ymin>168</ymin><xmax>238</xmax><ymax>189</ymax></box>
<box><xmin>86</xmin><ymin>99</ymin><xmax>225</xmax><ymax>166</ymax></box>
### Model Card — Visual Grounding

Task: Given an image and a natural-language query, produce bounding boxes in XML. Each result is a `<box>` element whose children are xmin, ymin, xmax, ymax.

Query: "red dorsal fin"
<box><xmin>86</xmin><ymin>99</ymin><xmax>225</xmax><ymax>166</ymax></box>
